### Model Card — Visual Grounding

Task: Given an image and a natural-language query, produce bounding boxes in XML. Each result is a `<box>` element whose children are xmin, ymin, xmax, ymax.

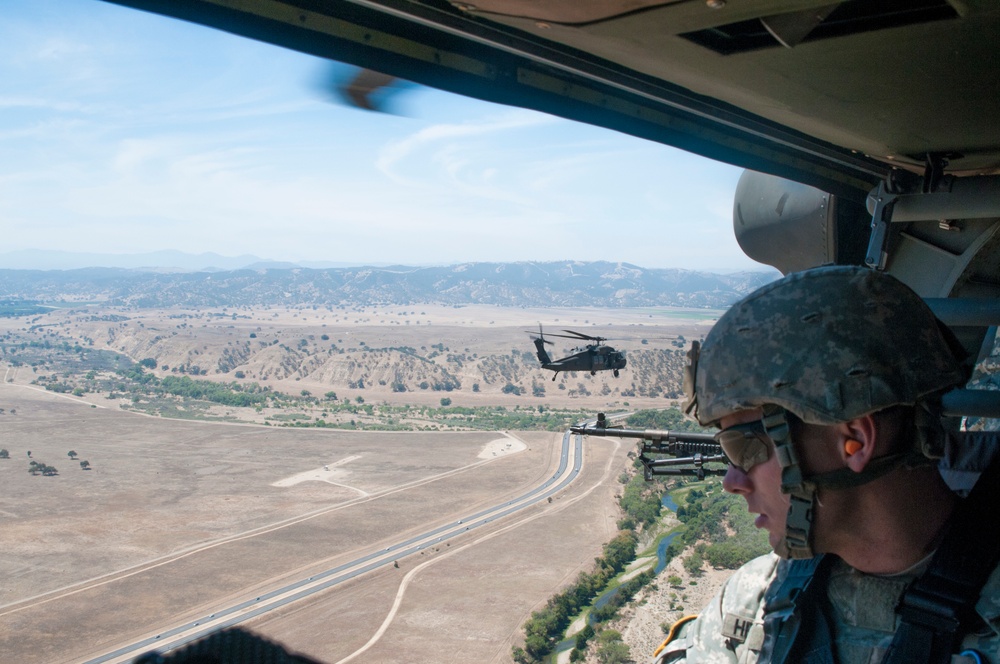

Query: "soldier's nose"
<box><xmin>723</xmin><ymin>464</ymin><xmax>752</xmax><ymax>495</ymax></box>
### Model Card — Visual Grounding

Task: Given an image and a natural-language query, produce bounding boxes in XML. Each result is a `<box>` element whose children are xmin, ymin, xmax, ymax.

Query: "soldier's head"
<box><xmin>683</xmin><ymin>265</ymin><xmax>967</xmax><ymax>558</ymax></box>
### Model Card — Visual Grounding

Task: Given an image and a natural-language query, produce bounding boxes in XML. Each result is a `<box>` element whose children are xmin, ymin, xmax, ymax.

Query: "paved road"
<box><xmin>87</xmin><ymin>431</ymin><xmax>584</xmax><ymax>664</ymax></box>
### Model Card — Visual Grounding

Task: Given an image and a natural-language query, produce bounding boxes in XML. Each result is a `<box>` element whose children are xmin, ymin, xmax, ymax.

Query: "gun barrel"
<box><xmin>572</xmin><ymin>417</ymin><xmax>727</xmax><ymax>479</ymax></box>
<box><xmin>645</xmin><ymin>454</ymin><xmax>727</xmax><ymax>467</ymax></box>
<box><xmin>570</xmin><ymin>425</ymin><xmax>715</xmax><ymax>444</ymax></box>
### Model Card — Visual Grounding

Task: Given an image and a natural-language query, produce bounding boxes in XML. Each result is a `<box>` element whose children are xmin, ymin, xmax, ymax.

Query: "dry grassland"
<box><xmin>0</xmin><ymin>304</ymin><xmax>717</xmax><ymax>663</ymax></box>
<box><xmin>0</xmin><ymin>382</ymin><xmax>629</xmax><ymax>664</ymax></box>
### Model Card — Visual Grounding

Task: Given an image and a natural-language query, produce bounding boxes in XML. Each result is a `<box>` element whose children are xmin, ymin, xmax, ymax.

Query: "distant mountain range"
<box><xmin>0</xmin><ymin>249</ymin><xmax>358</xmax><ymax>272</ymax></box>
<box><xmin>0</xmin><ymin>261</ymin><xmax>778</xmax><ymax>309</ymax></box>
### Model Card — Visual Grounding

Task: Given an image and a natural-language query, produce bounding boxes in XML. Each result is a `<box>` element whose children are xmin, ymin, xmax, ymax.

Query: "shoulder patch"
<box><xmin>722</xmin><ymin>612</ymin><xmax>757</xmax><ymax>643</ymax></box>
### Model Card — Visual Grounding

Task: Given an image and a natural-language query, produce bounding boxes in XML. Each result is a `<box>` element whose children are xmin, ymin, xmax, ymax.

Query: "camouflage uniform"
<box><xmin>654</xmin><ymin>266</ymin><xmax>1000</xmax><ymax>664</ymax></box>
<box><xmin>655</xmin><ymin>555</ymin><xmax>1000</xmax><ymax>664</ymax></box>
<box><xmin>655</xmin><ymin>553</ymin><xmax>780</xmax><ymax>664</ymax></box>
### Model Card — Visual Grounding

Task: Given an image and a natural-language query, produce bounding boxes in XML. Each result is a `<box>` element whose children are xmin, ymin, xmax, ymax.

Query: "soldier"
<box><xmin>654</xmin><ymin>265</ymin><xmax>1000</xmax><ymax>664</ymax></box>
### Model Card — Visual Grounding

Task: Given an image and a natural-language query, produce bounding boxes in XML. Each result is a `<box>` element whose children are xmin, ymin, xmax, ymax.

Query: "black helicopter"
<box><xmin>528</xmin><ymin>326</ymin><xmax>627</xmax><ymax>380</ymax></box>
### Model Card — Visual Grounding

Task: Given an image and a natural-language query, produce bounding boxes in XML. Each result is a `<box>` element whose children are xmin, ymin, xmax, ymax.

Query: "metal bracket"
<box><xmin>922</xmin><ymin>152</ymin><xmax>954</xmax><ymax>194</ymax></box>
<box><xmin>864</xmin><ymin>177</ymin><xmax>900</xmax><ymax>270</ymax></box>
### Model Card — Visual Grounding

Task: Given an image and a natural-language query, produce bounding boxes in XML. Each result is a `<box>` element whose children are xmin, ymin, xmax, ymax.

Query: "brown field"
<box><xmin>0</xmin><ymin>377</ymin><xmax>628</xmax><ymax>663</ymax></box>
<box><xmin>0</xmin><ymin>304</ymin><xmax>715</xmax><ymax>663</ymax></box>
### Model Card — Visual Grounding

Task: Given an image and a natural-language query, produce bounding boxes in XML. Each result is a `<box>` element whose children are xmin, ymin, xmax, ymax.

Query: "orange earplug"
<box><xmin>845</xmin><ymin>439</ymin><xmax>863</xmax><ymax>456</ymax></box>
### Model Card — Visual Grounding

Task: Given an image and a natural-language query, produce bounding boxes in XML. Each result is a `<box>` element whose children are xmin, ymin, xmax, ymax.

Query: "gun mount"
<box><xmin>570</xmin><ymin>413</ymin><xmax>728</xmax><ymax>481</ymax></box>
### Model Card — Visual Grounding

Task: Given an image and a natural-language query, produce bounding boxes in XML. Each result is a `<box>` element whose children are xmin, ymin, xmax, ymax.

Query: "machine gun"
<box><xmin>570</xmin><ymin>413</ymin><xmax>727</xmax><ymax>481</ymax></box>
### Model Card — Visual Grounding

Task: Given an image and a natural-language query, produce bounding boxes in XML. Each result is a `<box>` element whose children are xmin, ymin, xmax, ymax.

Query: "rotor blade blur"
<box><xmin>560</xmin><ymin>330</ymin><xmax>598</xmax><ymax>340</ymax></box>
<box><xmin>320</xmin><ymin>64</ymin><xmax>413</xmax><ymax>114</ymax></box>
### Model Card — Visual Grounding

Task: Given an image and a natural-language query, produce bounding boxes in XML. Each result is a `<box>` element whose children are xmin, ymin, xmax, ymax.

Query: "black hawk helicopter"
<box><xmin>528</xmin><ymin>326</ymin><xmax>626</xmax><ymax>380</ymax></box>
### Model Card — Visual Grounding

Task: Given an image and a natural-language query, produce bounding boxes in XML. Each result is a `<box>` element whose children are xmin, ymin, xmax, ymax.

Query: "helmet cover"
<box><xmin>689</xmin><ymin>266</ymin><xmax>966</xmax><ymax>426</ymax></box>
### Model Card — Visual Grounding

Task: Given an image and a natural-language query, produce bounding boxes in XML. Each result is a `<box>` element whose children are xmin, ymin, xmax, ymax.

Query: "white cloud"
<box><xmin>375</xmin><ymin>111</ymin><xmax>557</xmax><ymax>181</ymax></box>
<box><xmin>0</xmin><ymin>0</ymin><xmax>767</xmax><ymax>271</ymax></box>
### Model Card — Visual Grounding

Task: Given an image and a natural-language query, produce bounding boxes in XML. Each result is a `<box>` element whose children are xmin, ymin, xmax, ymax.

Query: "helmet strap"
<box><xmin>809</xmin><ymin>450</ymin><xmax>929</xmax><ymax>490</ymax></box>
<box><xmin>762</xmin><ymin>407</ymin><xmax>817</xmax><ymax>559</ymax></box>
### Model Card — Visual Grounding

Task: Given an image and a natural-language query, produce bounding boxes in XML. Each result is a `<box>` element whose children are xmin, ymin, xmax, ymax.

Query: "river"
<box><xmin>551</xmin><ymin>489</ymin><xmax>680</xmax><ymax>659</ymax></box>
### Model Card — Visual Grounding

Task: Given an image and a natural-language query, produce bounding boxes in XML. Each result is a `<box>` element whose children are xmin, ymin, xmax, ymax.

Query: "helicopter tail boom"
<box><xmin>533</xmin><ymin>336</ymin><xmax>553</xmax><ymax>366</ymax></box>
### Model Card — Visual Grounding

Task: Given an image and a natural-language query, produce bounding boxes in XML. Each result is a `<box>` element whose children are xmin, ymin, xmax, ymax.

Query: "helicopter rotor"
<box><xmin>525</xmin><ymin>323</ymin><xmax>555</xmax><ymax>345</ymax></box>
<box><xmin>559</xmin><ymin>329</ymin><xmax>607</xmax><ymax>344</ymax></box>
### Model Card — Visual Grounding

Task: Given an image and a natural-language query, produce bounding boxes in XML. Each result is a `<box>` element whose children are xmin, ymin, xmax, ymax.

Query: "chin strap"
<box><xmin>810</xmin><ymin>450</ymin><xmax>930</xmax><ymax>490</ymax></box>
<box><xmin>763</xmin><ymin>407</ymin><xmax>816</xmax><ymax>559</ymax></box>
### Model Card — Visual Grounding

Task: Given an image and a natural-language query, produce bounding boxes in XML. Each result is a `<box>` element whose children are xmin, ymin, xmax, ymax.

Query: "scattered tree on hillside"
<box><xmin>68</xmin><ymin>450</ymin><xmax>78</xmax><ymax>460</ymax></box>
<box><xmin>80</xmin><ymin>460</ymin><xmax>91</xmax><ymax>470</ymax></box>
<box><xmin>595</xmin><ymin>630</ymin><xmax>631</xmax><ymax>664</ymax></box>
<box><xmin>440</xmin><ymin>397</ymin><xmax>452</xmax><ymax>407</ymax></box>
<box><xmin>29</xmin><ymin>461</ymin><xmax>58</xmax><ymax>476</ymax></box>
<box><xmin>0</xmin><ymin>448</ymin><xmax>8</xmax><ymax>459</ymax></box>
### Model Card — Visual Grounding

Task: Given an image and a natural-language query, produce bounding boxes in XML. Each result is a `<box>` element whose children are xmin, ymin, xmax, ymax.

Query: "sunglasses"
<box><xmin>715</xmin><ymin>420</ymin><xmax>773</xmax><ymax>472</ymax></box>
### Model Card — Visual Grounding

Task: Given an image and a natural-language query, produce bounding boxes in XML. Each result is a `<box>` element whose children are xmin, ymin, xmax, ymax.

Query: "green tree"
<box><xmin>80</xmin><ymin>460</ymin><xmax>91</xmax><ymax>470</ymax></box>
<box><xmin>683</xmin><ymin>549</ymin><xmax>705</xmax><ymax>576</ymax></box>
<box><xmin>511</xmin><ymin>646</ymin><xmax>531</xmax><ymax>664</ymax></box>
<box><xmin>139</xmin><ymin>357</ymin><xmax>157</xmax><ymax>369</ymax></box>
<box><xmin>68</xmin><ymin>450</ymin><xmax>78</xmax><ymax>460</ymax></box>
<box><xmin>597</xmin><ymin>629</ymin><xmax>623</xmax><ymax>644</ymax></box>
<box><xmin>440</xmin><ymin>397</ymin><xmax>452</xmax><ymax>407</ymax></box>
<box><xmin>523</xmin><ymin>634</ymin><xmax>549</xmax><ymax>660</ymax></box>
<box><xmin>0</xmin><ymin>448</ymin><xmax>9</xmax><ymax>459</ymax></box>
<box><xmin>596</xmin><ymin>639</ymin><xmax>630</xmax><ymax>664</ymax></box>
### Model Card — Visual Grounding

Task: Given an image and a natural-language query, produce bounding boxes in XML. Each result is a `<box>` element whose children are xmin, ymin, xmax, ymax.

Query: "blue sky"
<box><xmin>0</xmin><ymin>0</ymin><xmax>765</xmax><ymax>271</ymax></box>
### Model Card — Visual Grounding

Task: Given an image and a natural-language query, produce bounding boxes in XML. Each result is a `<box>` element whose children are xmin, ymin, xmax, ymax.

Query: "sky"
<box><xmin>0</xmin><ymin>0</ymin><xmax>765</xmax><ymax>272</ymax></box>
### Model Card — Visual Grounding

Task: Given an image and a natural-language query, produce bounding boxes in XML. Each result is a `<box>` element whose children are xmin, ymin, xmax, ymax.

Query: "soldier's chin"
<box><xmin>771</xmin><ymin>534</ymin><xmax>791</xmax><ymax>559</ymax></box>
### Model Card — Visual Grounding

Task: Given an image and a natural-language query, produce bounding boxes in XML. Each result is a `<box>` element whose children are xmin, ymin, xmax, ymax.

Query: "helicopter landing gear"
<box><xmin>613</xmin><ymin>369</ymin><xmax>620</xmax><ymax>378</ymax></box>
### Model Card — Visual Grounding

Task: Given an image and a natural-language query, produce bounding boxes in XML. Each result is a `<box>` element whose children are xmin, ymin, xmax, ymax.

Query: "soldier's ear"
<box><xmin>841</xmin><ymin>415</ymin><xmax>877</xmax><ymax>472</ymax></box>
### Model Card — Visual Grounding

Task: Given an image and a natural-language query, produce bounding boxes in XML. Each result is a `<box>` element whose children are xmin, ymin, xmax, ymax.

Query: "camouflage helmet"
<box><xmin>687</xmin><ymin>265</ymin><xmax>966</xmax><ymax>427</ymax></box>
